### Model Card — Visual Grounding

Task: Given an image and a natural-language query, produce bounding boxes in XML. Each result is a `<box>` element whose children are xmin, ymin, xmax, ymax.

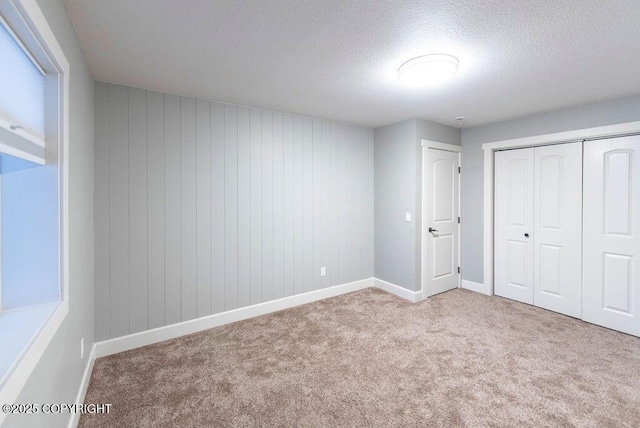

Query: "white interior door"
<box><xmin>424</xmin><ymin>148</ymin><xmax>460</xmax><ymax>297</ymax></box>
<box><xmin>533</xmin><ymin>142</ymin><xmax>583</xmax><ymax>318</ymax></box>
<box><xmin>583</xmin><ymin>137</ymin><xmax>640</xmax><ymax>336</ymax></box>
<box><xmin>494</xmin><ymin>148</ymin><xmax>534</xmax><ymax>304</ymax></box>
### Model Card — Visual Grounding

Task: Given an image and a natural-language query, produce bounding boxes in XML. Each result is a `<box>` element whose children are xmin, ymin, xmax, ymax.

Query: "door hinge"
<box><xmin>458</xmin><ymin>166</ymin><xmax>461</xmax><ymax>173</ymax></box>
<box><xmin>458</xmin><ymin>216</ymin><xmax>460</xmax><ymax>224</ymax></box>
<box><xmin>457</xmin><ymin>266</ymin><xmax>461</xmax><ymax>274</ymax></box>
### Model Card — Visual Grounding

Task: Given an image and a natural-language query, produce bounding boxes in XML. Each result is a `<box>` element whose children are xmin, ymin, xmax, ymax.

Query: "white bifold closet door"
<box><xmin>583</xmin><ymin>137</ymin><xmax>640</xmax><ymax>336</ymax></box>
<box><xmin>495</xmin><ymin>147</ymin><xmax>534</xmax><ymax>304</ymax></box>
<box><xmin>495</xmin><ymin>142</ymin><xmax>583</xmax><ymax>318</ymax></box>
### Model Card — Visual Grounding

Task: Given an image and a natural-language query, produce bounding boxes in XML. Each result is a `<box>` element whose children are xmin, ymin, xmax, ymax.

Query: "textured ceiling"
<box><xmin>62</xmin><ymin>0</ymin><xmax>640</xmax><ymax>128</ymax></box>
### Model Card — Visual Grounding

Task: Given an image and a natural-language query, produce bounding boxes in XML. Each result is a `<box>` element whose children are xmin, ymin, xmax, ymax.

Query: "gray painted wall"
<box><xmin>374</xmin><ymin>119</ymin><xmax>416</xmax><ymax>289</ymax></box>
<box><xmin>94</xmin><ymin>83</ymin><xmax>374</xmax><ymax>341</ymax></box>
<box><xmin>461</xmin><ymin>95</ymin><xmax>640</xmax><ymax>284</ymax></box>
<box><xmin>374</xmin><ymin>118</ymin><xmax>460</xmax><ymax>291</ymax></box>
<box><xmin>5</xmin><ymin>0</ymin><xmax>95</xmax><ymax>426</ymax></box>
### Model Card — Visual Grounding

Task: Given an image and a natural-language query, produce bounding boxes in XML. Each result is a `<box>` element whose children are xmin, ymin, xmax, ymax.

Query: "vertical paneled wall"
<box><xmin>94</xmin><ymin>82</ymin><xmax>374</xmax><ymax>341</ymax></box>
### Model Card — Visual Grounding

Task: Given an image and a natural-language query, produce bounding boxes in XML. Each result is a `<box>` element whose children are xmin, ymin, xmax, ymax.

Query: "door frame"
<box><xmin>482</xmin><ymin>120</ymin><xmax>640</xmax><ymax>296</ymax></box>
<box><xmin>421</xmin><ymin>140</ymin><xmax>462</xmax><ymax>300</ymax></box>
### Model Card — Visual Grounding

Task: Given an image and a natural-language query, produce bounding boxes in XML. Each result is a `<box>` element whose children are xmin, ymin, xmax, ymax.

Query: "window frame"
<box><xmin>0</xmin><ymin>0</ymin><xmax>69</xmax><ymax>414</ymax></box>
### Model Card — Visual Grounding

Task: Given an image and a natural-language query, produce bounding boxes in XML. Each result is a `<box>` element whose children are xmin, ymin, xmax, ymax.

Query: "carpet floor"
<box><xmin>80</xmin><ymin>288</ymin><xmax>640</xmax><ymax>427</ymax></box>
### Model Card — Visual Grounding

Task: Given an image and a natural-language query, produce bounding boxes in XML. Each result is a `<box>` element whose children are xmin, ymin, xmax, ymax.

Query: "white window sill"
<box><xmin>0</xmin><ymin>302</ymin><xmax>57</xmax><ymax>380</ymax></box>
<box><xmin>0</xmin><ymin>299</ymin><xmax>68</xmax><ymax>418</ymax></box>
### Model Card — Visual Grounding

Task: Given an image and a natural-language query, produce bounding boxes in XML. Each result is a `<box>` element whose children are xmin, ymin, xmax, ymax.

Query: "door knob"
<box><xmin>429</xmin><ymin>227</ymin><xmax>438</xmax><ymax>233</ymax></box>
<box><xmin>524</xmin><ymin>233</ymin><xmax>529</xmax><ymax>238</ymax></box>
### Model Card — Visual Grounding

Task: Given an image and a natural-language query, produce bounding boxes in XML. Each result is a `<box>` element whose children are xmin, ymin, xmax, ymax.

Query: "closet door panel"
<box><xmin>533</xmin><ymin>142</ymin><xmax>583</xmax><ymax>318</ymax></box>
<box><xmin>495</xmin><ymin>148</ymin><xmax>534</xmax><ymax>304</ymax></box>
<box><xmin>583</xmin><ymin>137</ymin><xmax>640</xmax><ymax>336</ymax></box>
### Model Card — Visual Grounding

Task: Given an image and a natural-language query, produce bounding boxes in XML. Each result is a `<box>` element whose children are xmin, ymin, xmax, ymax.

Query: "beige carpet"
<box><xmin>80</xmin><ymin>288</ymin><xmax>640</xmax><ymax>427</ymax></box>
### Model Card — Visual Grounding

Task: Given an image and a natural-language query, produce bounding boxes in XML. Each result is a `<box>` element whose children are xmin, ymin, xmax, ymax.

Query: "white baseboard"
<box><xmin>96</xmin><ymin>278</ymin><xmax>374</xmax><ymax>358</ymax></box>
<box><xmin>461</xmin><ymin>279</ymin><xmax>491</xmax><ymax>296</ymax></box>
<box><xmin>67</xmin><ymin>344</ymin><xmax>96</xmax><ymax>428</ymax></box>
<box><xmin>374</xmin><ymin>278</ymin><xmax>422</xmax><ymax>302</ymax></box>
<box><xmin>68</xmin><ymin>275</ymin><xmax>489</xmax><ymax>428</ymax></box>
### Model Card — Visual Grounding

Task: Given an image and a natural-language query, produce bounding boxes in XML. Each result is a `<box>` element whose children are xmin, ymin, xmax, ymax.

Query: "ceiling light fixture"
<box><xmin>398</xmin><ymin>54</ymin><xmax>459</xmax><ymax>86</ymax></box>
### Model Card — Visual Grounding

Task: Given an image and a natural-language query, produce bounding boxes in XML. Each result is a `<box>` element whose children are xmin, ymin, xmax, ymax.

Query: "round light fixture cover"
<box><xmin>398</xmin><ymin>54</ymin><xmax>459</xmax><ymax>86</ymax></box>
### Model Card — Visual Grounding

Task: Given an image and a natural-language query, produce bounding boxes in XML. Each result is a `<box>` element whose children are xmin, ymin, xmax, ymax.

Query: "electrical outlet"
<box><xmin>80</xmin><ymin>337</ymin><xmax>84</xmax><ymax>359</ymax></box>
<box><xmin>320</xmin><ymin>267</ymin><xmax>326</xmax><ymax>277</ymax></box>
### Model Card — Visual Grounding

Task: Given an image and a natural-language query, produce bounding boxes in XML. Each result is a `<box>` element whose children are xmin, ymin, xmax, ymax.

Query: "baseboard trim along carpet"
<box><xmin>81</xmin><ymin>288</ymin><xmax>640</xmax><ymax>427</ymax></box>
<box><xmin>374</xmin><ymin>278</ymin><xmax>422</xmax><ymax>302</ymax></box>
<box><xmin>461</xmin><ymin>279</ymin><xmax>490</xmax><ymax>296</ymax></box>
<box><xmin>68</xmin><ymin>344</ymin><xmax>96</xmax><ymax>428</ymax></box>
<box><xmin>77</xmin><ymin>278</ymin><xmax>462</xmax><ymax>418</ymax></box>
<box><xmin>94</xmin><ymin>277</ymin><xmax>426</xmax><ymax>358</ymax></box>
<box><xmin>96</xmin><ymin>278</ymin><xmax>375</xmax><ymax>358</ymax></box>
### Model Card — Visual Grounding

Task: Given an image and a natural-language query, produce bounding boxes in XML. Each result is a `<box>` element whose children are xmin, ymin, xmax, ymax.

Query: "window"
<box><xmin>0</xmin><ymin>18</ymin><xmax>45</xmax><ymax>142</ymax></box>
<box><xmin>0</xmin><ymin>0</ymin><xmax>69</xmax><ymax>415</ymax></box>
<box><xmin>0</xmin><ymin>13</ymin><xmax>55</xmax><ymax>312</ymax></box>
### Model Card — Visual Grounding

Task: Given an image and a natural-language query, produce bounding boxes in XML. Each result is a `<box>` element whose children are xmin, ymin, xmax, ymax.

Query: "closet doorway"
<box><xmin>494</xmin><ymin>142</ymin><xmax>582</xmax><ymax>318</ymax></box>
<box><xmin>483</xmin><ymin>122</ymin><xmax>640</xmax><ymax>336</ymax></box>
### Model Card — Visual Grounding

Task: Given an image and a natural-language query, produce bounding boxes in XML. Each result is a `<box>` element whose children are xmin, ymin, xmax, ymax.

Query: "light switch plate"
<box><xmin>405</xmin><ymin>212</ymin><xmax>411</xmax><ymax>222</ymax></box>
